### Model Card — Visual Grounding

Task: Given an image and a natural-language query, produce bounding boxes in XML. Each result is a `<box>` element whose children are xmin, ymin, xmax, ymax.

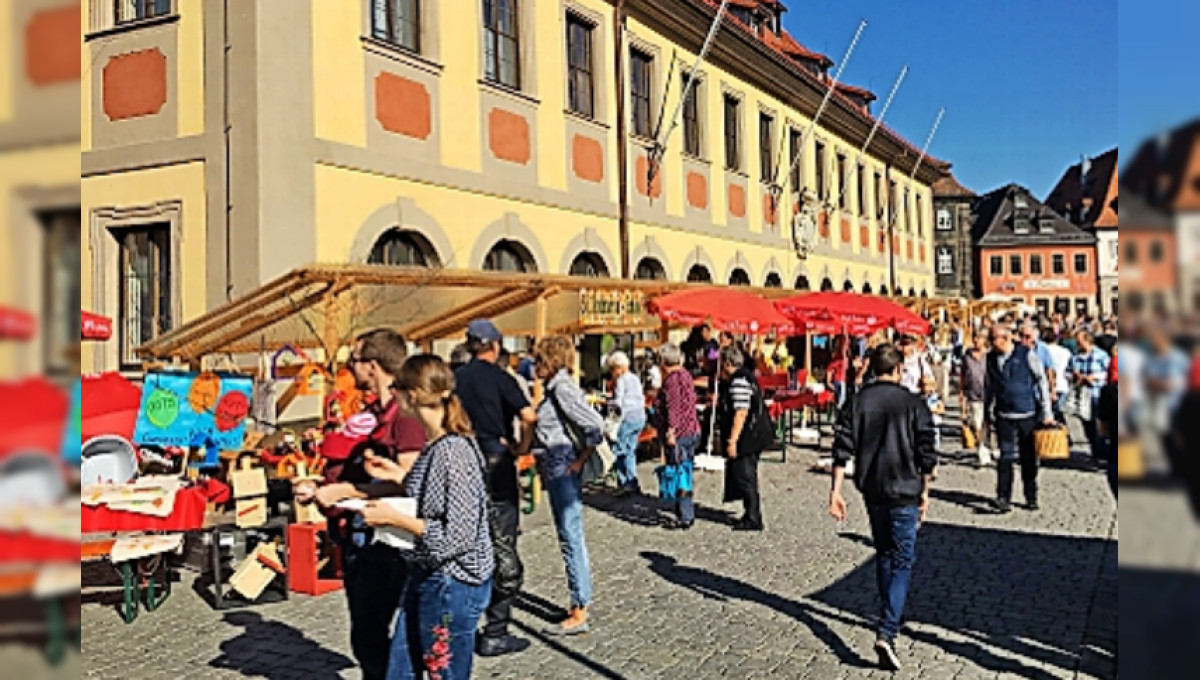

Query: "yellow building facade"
<box><xmin>80</xmin><ymin>0</ymin><xmax>947</xmax><ymax>374</ymax></box>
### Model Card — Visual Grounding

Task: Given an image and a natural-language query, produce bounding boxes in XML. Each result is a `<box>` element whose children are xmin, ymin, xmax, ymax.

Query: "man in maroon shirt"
<box><xmin>301</xmin><ymin>329</ymin><xmax>425</xmax><ymax>680</ymax></box>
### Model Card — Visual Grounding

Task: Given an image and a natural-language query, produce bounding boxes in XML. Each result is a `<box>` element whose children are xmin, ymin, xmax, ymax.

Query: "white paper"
<box><xmin>371</xmin><ymin>498</ymin><xmax>417</xmax><ymax>551</ymax></box>
<box><xmin>335</xmin><ymin>499</ymin><xmax>369</xmax><ymax>513</ymax></box>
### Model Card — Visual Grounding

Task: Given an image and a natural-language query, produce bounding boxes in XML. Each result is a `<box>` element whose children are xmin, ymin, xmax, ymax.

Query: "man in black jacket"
<box><xmin>830</xmin><ymin>344</ymin><xmax>938</xmax><ymax>671</ymax></box>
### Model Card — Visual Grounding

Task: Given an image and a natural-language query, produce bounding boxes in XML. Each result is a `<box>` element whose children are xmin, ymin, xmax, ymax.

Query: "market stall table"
<box><xmin>768</xmin><ymin>389</ymin><xmax>836</xmax><ymax>462</ymax></box>
<box><xmin>0</xmin><ymin>531</ymin><xmax>79</xmax><ymax>664</ymax></box>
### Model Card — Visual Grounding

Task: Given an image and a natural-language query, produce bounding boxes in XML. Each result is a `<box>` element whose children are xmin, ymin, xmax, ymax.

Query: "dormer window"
<box><xmin>1013</xmin><ymin>192</ymin><xmax>1029</xmax><ymax>210</ymax></box>
<box><xmin>1038</xmin><ymin>215</ymin><xmax>1056</xmax><ymax>234</ymax></box>
<box><xmin>1013</xmin><ymin>216</ymin><xmax>1031</xmax><ymax>234</ymax></box>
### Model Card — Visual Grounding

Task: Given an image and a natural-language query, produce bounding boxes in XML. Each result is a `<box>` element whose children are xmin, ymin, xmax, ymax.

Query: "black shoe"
<box><xmin>475</xmin><ymin>634</ymin><xmax>531</xmax><ymax>658</ymax></box>
<box><xmin>1025</xmin><ymin>499</ymin><xmax>1040</xmax><ymax>511</ymax></box>
<box><xmin>875</xmin><ymin>637</ymin><xmax>902</xmax><ymax>671</ymax></box>
<box><xmin>732</xmin><ymin>520</ymin><xmax>764</xmax><ymax>532</ymax></box>
<box><xmin>990</xmin><ymin>498</ymin><xmax>1012</xmax><ymax>514</ymax></box>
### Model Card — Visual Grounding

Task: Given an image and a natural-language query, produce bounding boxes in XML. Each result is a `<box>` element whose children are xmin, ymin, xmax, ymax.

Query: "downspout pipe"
<box><xmin>615</xmin><ymin>0</ymin><xmax>630</xmax><ymax>279</ymax></box>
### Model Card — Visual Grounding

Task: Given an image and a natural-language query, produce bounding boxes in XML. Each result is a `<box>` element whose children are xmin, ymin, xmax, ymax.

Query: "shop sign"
<box><xmin>579</xmin><ymin>289</ymin><xmax>646</xmax><ymax>326</ymax></box>
<box><xmin>1023</xmin><ymin>279</ymin><xmax>1070</xmax><ymax>291</ymax></box>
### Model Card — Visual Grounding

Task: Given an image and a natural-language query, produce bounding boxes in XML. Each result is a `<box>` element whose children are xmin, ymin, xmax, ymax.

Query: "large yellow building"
<box><xmin>79</xmin><ymin>0</ymin><xmax>947</xmax><ymax>374</ymax></box>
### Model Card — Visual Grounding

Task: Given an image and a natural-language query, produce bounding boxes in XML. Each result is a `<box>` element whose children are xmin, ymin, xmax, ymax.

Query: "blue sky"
<box><xmin>1117</xmin><ymin>0</ymin><xmax>1200</xmax><ymax>169</ymax></box>
<box><xmin>780</xmin><ymin>1</ymin><xmax>1116</xmax><ymax>196</ymax></box>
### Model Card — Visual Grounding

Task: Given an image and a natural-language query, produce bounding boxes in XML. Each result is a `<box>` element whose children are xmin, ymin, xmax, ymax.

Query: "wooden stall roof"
<box><xmin>136</xmin><ymin>264</ymin><xmax>800</xmax><ymax>364</ymax></box>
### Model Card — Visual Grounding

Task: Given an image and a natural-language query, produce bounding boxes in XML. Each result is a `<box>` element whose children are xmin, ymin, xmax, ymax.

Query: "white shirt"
<box><xmin>1046</xmin><ymin>343</ymin><xmax>1072</xmax><ymax>396</ymax></box>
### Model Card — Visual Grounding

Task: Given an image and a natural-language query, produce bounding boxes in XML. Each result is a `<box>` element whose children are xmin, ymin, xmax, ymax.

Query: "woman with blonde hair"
<box><xmin>359</xmin><ymin>355</ymin><xmax>494</xmax><ymax>680</ymax></box>
<box><xmin>533</xmin><ymin>335</ymin><xmax>605</xmax><ymax>635</ymax></box>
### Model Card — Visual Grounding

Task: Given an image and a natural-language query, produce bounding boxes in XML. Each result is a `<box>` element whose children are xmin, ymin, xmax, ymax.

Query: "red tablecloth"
<box><xmin>769</xmin><ymin>390</ymin><xmax>835</xmax><ymax>419</ymax></box>
<box><xmin>81</xmin><ymin>486</ymin><xmax>209</xmax><ymax>534</ymax></box>
<box><xmin>0</xmin><ymin>532</ymin><xmax>79</xmax><ymax>564</ymax></box>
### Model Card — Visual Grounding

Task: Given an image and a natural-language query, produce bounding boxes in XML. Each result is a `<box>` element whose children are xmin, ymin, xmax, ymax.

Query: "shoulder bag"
<box><xmin>548</xmin><ymin>387</ymin><xmax>615</xmax><ymax>486</ymax></box>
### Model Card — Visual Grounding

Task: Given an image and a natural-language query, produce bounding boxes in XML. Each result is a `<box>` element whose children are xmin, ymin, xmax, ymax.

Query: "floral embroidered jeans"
<box><xmin>387</xmin><ymin>568</ymin><xmax>492</xmax><ymax>680</ymax></box>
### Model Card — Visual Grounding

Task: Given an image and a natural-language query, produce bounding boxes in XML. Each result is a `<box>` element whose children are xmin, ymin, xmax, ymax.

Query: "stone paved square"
<box><xmin>82</xmin><ymin>412</ymin><xmax>1119</xmax><ymax>680</ymax></box>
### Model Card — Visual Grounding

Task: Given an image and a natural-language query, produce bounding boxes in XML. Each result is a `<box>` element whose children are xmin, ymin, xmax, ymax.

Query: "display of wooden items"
<box><xmin>228</xmin><ymin>541</ymin><xmax>285</xmax><ymax>601</ymax></box>
<box><xmin>230</xmin><ymin>457</ymin><xmax>269</xmax><ymax>528</ymax></box>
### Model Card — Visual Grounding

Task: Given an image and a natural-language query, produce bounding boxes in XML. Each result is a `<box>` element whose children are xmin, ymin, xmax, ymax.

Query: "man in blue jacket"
<box><xmin>829</xmin><ymin>344</ymin><xmax>938</xmax><ymax>671</ymax></box>
<box><xmin>986</xmin><ymin>325</ymin><xmax>1057</xmax><ymax>514</ymax></box>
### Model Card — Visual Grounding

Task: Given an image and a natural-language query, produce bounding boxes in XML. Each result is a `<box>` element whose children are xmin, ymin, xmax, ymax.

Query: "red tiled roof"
<box><xmin>933</xmin><ymin>174</ymin><xmax>976</xmax><ymax>198</ymax></box>
<box><xmin>835</xmin><ymin>82</ymin><xmax>877</xmax><ymax>101</ymax></box>
<box><xmin>1044</xmin><ymin>148</ymin><xmax>1118</xmax><ymax>229</ymax></box>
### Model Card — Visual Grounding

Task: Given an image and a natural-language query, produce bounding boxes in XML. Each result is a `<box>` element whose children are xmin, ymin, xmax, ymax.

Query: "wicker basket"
<box><xmin>1034</xmin><ymin>426</ymin><xmax>1070</xmax><ymax>461</ymax></box>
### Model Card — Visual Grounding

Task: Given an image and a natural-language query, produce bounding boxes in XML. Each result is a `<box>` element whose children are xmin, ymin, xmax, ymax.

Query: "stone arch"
<box><xmin>723</xmin><ymin>251</ymin><xmax>756</xmax><ymax>286</ymax></box>
<box><xmin>559</xmin><ymin>227</ymin><xmax>619</xmax><ymax>277</ymax></box>
<box><xmin>471</xmin><ymin>213</ymin><xmax>550</xmax><ymax>272</ymax></box>
<box><xmin>348</xmin><ymin>198</ymin><xmax>455</xmax><ymax>266</ymax></box>
<box><xmin>680</xmin><ymin>247</ymin><xmax>718</xmax><ymax>283</ymax></box>
<box><xmin>631</xmin><ymin>236</ymin><xmax>674</xmax><ymax>282</ymax></box>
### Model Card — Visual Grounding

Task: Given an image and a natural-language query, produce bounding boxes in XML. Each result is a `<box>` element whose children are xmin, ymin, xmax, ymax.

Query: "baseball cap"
<box><xmin>467</xmin><ymin>319</ymin><xmax>503</xmax><ymax>344</ymax></box>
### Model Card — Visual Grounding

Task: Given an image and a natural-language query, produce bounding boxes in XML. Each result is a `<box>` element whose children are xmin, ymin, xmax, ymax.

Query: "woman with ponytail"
<box><xmin>360</xmin><ymin>355</ymin><xmax>494</xmax><ymax>680</ymax></box>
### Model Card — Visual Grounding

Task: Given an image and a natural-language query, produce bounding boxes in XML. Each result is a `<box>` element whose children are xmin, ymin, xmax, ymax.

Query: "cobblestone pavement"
<box><xmin>82</xmin><ymin>407</ymin><xmax>1121</xmax><ymax>680</ymax></box>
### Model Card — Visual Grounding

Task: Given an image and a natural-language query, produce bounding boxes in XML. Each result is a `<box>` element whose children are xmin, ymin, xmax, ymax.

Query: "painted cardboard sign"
<box><xmin>133</xmin><ymin>371</ymin><xmax>253</xmax><ymax>453</ymax></box>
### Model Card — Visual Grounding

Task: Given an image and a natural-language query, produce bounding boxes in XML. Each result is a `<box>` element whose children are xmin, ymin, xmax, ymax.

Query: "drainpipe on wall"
<box><xmin>223</xmin><ymin>0</ymin><xmax>234</xmax><ymax>301</ymax></box>
<box><xmin>614</xmin><ymin>0</ymin><xmax>630</xmax><ymax>279</ymax></box>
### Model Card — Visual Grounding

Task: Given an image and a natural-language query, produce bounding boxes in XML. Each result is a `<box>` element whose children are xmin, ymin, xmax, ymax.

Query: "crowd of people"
<box><xmin>290</xmin><ymin>307</ymin><xmax>1131</xmax><ymax>678</ymax></box>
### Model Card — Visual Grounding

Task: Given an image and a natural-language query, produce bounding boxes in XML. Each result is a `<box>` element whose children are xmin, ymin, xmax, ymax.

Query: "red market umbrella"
<box><xmin>80</xmin><ymin>372</ymin><xmax>142</xmax><ymax>443</ymax></box>
<box><xmin>81</xmin><ymin>310</ymin><xmax>113</xmax><ymax>342</ymax></box>
<box><xmin>0</xmin><ymin>307</ymin><xmax>35</xmax><ymax>341</ymax></box>
<box><xmin>648</xmin><ymin>289</ymin><xmax>796</xmax><ymax>335</ymax></box>
<box><xmin>0</xmin><ymin>378</ymin><xmax>69</xmax><ymax>458</ymax></box>
<box><xmin>775</xmin><ymin>292</ymin><xmax>932</xmax><ymax>336</ymax></box>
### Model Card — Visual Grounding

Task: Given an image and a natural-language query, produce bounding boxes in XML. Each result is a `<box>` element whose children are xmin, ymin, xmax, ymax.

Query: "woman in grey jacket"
<box><xmin>533</xmin><ymin>335</ymin><xmax>605</xmax><ymax>636</ymax></box>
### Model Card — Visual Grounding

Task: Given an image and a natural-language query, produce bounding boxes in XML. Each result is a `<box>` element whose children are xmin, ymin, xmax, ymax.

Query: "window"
<box><xmin>815</xmin><ymin>142</ymin><xmax>827</xmax><ymax>200</ymax></box>
<box><xmin>117</xmin><ymin>225</ymin><xmax>173</xmax><ymax>367</ymax></box>
<box><xmin>484</xmin><ymin>240</ymin><xmax>535</xmax><ymax>272</ymax></box>
<box><xmin>937</xmin><ymin>208</ymin><xmax>952</xmax><ymax>231</ymax></box>
<box><xmin>789</xmin><ymin>129</ymin><xmax>803</xmax><ymax>192</ymax></box>
<box><xmin>723</xmin><ymin>95</ymin><xmax>741</xmax><ymax>171</ymax></box>
<box><xmin>1150</xmin><ymin>240</ymin><xmax>1165</xmax><ymax>263</ymax></box>
<box><xmin>564</xmin><ymin>14</ymin><xmax>595</xmax><ymax>118</ymax></box>
<box><xmin>1013</xmin><ymin>216</ymin><xmax>1031</xmax><ymax>234</ymax></box>
<box><xmin>682</xmin><ymin>75</ymin><xmax>701</xmax><ymax>157</ymax></box>
<box><xmin>915</xmin><ymin>195</ymin><xmax>924</xmax><ymax>235</ymax></box>
<box><xmin>1052</xmin><ymin>254</ymin><xmax>1065</xmax><ymax>274</ymax></box>
<box><xmin>686</xmin><ymin>265</ymin><xmax>712</xmax><ymax>283</ymax></box>
<box><xmin>857</xmin><ymin>165</ymin><xmax>866</xmax><ymax>215</ymax></box>
<box><xmin>902</xmin><ymin>191</ymin><xmax>910</xmax><ymax>233</ymax></box>
<box><xmin>116</xmin><ymin>0</ymin><xmax>172</xmax><ymax>25</ymax></box>
<box><xmin>630</xmin><ymin>49</ymin><xmax>654</xmax><ymax>138</ymax></box>
<box><xmin>729</xmin><ymin>6</ymin><xmax>753</xmax><ymax>26</ymax></box>
<box><xmin>764</xmin><ymin>273</ymin><xmax>783</xmax><ymax>288</ymax></box>
<box><xmin>372</xmin><ymin>0</ymin><xmax>420</xmax><ymax>52</ymax></box>
<box><xmin>729</xmin><ymin>269</ymin><xmax>751</xmax><ymax>286</ymax></box>
<box><xmin>1030</xmin><ymin>254</ymin><xmax>1044</xmax><ymax>275</ymax></box>
<box><xmin>635</xmin><ymin>258</ymin><xmax>667</xmax><ymax>281</ymax></box>
<box><xmin>483</xmin><ymin>0</ymin><xmax>521</xmax><ymax>90</ymax></box>
<box><xmin>1125</xmin><ymin>241</ymin><xmax>1139</xmax><ymax>265</ymax></box>
<box><xmin>568</xmin><ymin>252</ymin><xmax>609</xmax><ymax>278</ymax></box>
<box><xmin>1009</xmin><ymin>254</ymin><xmax>1023</xmax><ymax>275</ymax></box>
<box><xmin>41</xmin><ymin>211</ymin><xmax>80</xmax><ymax>379</ymax></box>
<box><xmin>888</xmin><ymin>180</ymin><xmax>898</xmax><ymax>224</ymax></box>
<box><xmin>1074</xmin><ymin>253</ymin><xmax>1088</xmax><ymax>274</ymax></box>
<box><xmin>876</xmin><ymin>174</ymin><xmax>885</xmax><ymax>219</ymax></box>
<box><xmin>368</xmin><ymin>230</ymin><xmax>437</xmax><ymax>267</ymax></box>
<box><xmin>836</xmin><ymin>155</ymin><xmax>847</xmax><ymax>209</ymax></box>
<box><xmin>759</xmin><ymin>113</ymin><xmax>775</xmax><ymax>182</ymax></box>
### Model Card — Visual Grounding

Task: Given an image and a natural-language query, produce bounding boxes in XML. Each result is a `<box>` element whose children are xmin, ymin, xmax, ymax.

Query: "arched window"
<box><xmin>920</xmin><ymin>289</ymin><xmax>929</xmax><ymax>299</ymax></box>
<box><xmin>686</xmin><ymin>265</ymin><xmax>713</xmax><ymax>283</ymax></box>
<box><xmin>880</xmin><ymin>285</ymin><xmax>889</xmax><ymax>297</ymax></box>
<box><xmin>368</xmin><ymin>229</ymin><xmax>439</xmax><ymax>267</ymax></box>
<box><xmin>820</xmin><ymin>278</ymin><xmax>835</xmax><ymax>292</ymax></box>
<box><xmin>907</xmin><ymin>287</ymin><xmax>917</xmax><ymax>297</ymax></box>
<box><xmin>729</xmin><ymin>269</ymin><xmax>751</xmax><ymax>286</ymax></box>
<box><xmin>795</xmin><ymin>275</ymin><xmax>811</xmax><ymax>291</ymax></box>
<box><xmin>483</xmin><ymin>240</ymin><xmax>536</xmax><ymax>273</ymax></box>
<box><xmin>635</xmin><ymin>258</ymin><xmax>667</xmax><ymax>281</ymax></box>
<box><xmin>764</xmin><ymin>273</ymin><xmax>783</xmax><ymax>288</ymax></box>
<box><xmin>568</xmin><ymin>252</ymin><xmax>609</xmax><ymax>278</ymax></box>
<box><xmin>862</xmin><ymin>282</ymin><xmax>873</xmax><ymax>295</ymax></box>
<box><xmin>843</xmin><ymin>280</ymin><xmax>855</xmax><ymax>292</ymax></box>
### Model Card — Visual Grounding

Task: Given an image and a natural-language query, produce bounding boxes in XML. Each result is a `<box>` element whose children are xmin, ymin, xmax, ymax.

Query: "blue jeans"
<box><xmin>867</xmin><ymin>505</ymin><xmax>920</xmax><ymax>642</ymax></box>
<box><xmin>613</xmin><ymin>418</ymin><xmax>645</xmax><ymax>489</ymax></box>
<box><xmin>545</xmin><ymin>471</ymin><xmax>593</xmax><ymax>609</ymax></box>
<box><xmin>387</xmin><ymin>568</ymin><xmax>492</xmax><ymax>680</ymax></box>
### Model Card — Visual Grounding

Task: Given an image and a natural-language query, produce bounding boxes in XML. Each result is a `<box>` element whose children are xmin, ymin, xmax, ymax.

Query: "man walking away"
<box><xmin>455</xmin><ymin>319</ymin><xmax>538</xmax><ymax>658</ymax></box>
<box><xmin>830</xmin><ymin>344</ymin><xmax>938</xmax><ymax>671</ymax></box>
<box><xmin>985</xmin><ymin>326</ymin><xmax>1057</xmax><ymax>514</ymax></box>
<box><xmin>1042</xmin><ymin>329</ymin><xmax>1073</xmax><ymax>422</ymax></box>
<box><xmin>718</xmin><ymin>346</ymin><xmax>772</xmax><ymax>532</ymax></box>
<box><xmin>961</xmin><ymin>333</ymin><xmax>989</xmax><ymax>466</ymax></box>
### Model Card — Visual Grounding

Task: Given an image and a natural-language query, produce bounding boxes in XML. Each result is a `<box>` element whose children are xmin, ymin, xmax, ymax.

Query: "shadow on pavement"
<box><xmin>209</xmin><ymin>611</ymin><xmax>354</xmax><ymax>680</ymax></box>
<box><xmin>508</xmin><ymin>619</ymin><xmax>628</xmax><ymax>680</ymax></box>
<box><xmin>810</xmin><ymin>522</ymin><xmax>1113</xmax><ymax>679</ymax></box>
<box><xmin>640</xmin><ymin>551</ymin><xmax>876</xmax><ymax>670</ymax></box>
<box><xmin>929</xmin><ymin>487</ymin><xmax>995</xmax><ymax>513</ymax></box>
<box><xmin>1119</xmin><ymin>566</ymin><xmax>1200</xmax><ymax>680</ymax></box>
<box><xmin>583</xmin><ymin>490</ymin><xmax>735</xmax><ymax>528</ymax></box>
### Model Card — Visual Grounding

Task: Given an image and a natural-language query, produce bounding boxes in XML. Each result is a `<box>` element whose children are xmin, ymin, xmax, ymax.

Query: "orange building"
<box><xmin>1120</xmin><ymin>191</ymin><xmax>1177</xmax><ymax>314</ymax></box>
<box><xmin>972</xmin><ymin>184</ymin><xmax>1098</xmax><ymax>317</ymax></box>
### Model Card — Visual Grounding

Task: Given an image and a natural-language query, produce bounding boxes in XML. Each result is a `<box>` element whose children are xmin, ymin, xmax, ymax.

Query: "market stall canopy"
<box><xmin>81</xmin><ymin>311</ymin><xmax>113</xmax><ymax>342</ymax></box>
<box><xmin>137</xmin><ymin>264</ymin><xmax>797</xmax><ymax>365</ymax></box>
<box><xmin>648</xmin><ymin>289</ymin><xmax>796</xmax><ymax>335</ymax></box>
<box><xmin>775</xmin><ymin>292</ymin><xmax>932</xmax><ymax>336</ymax></box>
<box><xmin>0</xmin><ymin>378</ymin><xmax>69</xmax><ymax>458</ymax></box>
<box><xmin>81</xmin><ymin>372</ymin><xmax>141</xmax><ymax>443</ymax></box>
<box><xmin>0</xmin><ymin>307</ymin><xmax>35</xmax><ymax>341</ymax></box>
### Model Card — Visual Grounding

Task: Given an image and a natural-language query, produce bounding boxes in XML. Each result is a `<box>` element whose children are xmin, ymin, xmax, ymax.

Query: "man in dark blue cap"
<box><xmin>455</xmin><ymin>319</ymin><xmax>538</xmax><ymax>657</ymax></box>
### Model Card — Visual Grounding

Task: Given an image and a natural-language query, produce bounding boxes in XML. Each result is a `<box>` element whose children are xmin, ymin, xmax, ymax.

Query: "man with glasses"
<box><xmin>985</xmin><ymin>325</ymin><xmax>1057</xmax><ymax>513</ymax></box>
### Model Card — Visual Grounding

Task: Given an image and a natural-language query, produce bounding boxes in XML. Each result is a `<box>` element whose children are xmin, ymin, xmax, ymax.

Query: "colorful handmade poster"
<box><xmin>133</xmin><ymin>372</ymin><xmax>253</xmax><ymax>456</ymax></box>
<box><xmin>62</xmin><ymin>381</ymin><xmax>81</xmax><ymax>466</ymax></box>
